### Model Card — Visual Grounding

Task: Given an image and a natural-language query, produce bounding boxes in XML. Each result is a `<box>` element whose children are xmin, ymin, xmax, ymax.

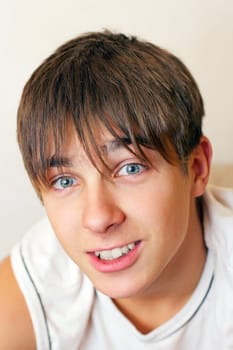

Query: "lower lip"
<box><xmin>88</xmin><ymin>241</ymin><xmax>142</xmax><ymax>273</ymax></box>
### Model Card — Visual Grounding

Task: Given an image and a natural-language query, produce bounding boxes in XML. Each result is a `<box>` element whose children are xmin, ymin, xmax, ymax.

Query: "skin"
<box><xmin>41</xmin><ymin>128</ymin><xmax>212</xmax><ymax>332</ymax></box>
<box><xmin>0</xmin><ymin>257</ymin><xmax>36</xmax><ymax>349</ymax></box>
<box><xmin>0</xmin><ymin>127</ymin><xmax>212</xmax><ymax>347</ymax></box>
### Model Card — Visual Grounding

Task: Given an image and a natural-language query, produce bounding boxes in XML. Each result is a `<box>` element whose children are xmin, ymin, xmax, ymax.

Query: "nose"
<box><xmin>82</xmin><ymin>182</ymin><xmax>125</xmax><ymax>234</ymax></box>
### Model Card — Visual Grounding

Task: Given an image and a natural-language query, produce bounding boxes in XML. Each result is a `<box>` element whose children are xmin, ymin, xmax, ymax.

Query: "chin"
<box><xmin>94</xmin><ymin>277</ymin><xmax>147</xmax><ymax>300</ymax></box>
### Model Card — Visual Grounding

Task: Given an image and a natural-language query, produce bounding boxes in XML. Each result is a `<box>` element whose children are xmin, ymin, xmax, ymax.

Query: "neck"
<box><xmin>113</xmin><ymin>201</ymin><xmax>207</xmax><ymax>334</ymax></box>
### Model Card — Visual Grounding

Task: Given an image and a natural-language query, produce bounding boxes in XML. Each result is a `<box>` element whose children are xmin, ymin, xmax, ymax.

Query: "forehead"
<box><xmin>47</xmin><ymin>125</ymin><xmax>135</xmax><ymax>168</ymax></box>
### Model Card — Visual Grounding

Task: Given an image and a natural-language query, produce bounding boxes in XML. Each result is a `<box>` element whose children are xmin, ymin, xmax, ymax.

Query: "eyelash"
<box><xmin>115</xmin><ymin>163</ymin><xmax>147</xmax><ymax>177</ymax></box>
<box><xmin>49</xmin><ymin>162</ymin><xmax>147</xmax><ymax>191</ymax></box>
<box><xmin>51</xmin><ymin>176</ymin><xmax>78</xmax><ymax>190</ymax></box>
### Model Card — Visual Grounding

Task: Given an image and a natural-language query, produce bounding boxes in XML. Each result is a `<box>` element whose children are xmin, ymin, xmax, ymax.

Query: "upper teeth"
<box><xmin>95</xmin><ymin>242</ymin><xmax>135</xmax><ymax>261</ymax></box>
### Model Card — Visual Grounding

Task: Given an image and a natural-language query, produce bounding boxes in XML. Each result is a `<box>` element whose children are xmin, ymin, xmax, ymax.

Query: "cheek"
<box><xmin>143</xmin><ymin>179</ymin><xmax>191</xmax><ymax>239</ymax></box>
<box><xmin>43</xmin><ymin>197</ymin><xmax>82</xmax><ymax>250</ymax></box>
<box><xmin>162</xmin><ymin>193</ymin><xmax>191</xmax><ymax>254</ymax></box>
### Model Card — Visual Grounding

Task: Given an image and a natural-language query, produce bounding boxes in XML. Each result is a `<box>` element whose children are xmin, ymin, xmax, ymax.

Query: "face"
<box><xmin>41</xmin><ymin>128</ymin><xmax>204</xmax><ymax>300</ymax></box>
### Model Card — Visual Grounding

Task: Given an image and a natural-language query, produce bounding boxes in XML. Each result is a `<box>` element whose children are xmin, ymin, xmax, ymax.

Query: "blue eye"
<box><xmin>52</xmin><ymin>176</ymin><xmax>77</xmax><ymax>189</ymax></box>
<box><xmin>118</xmin><ymin>163</ymin><xmax>146</xmax><ymax>176</ymax></box>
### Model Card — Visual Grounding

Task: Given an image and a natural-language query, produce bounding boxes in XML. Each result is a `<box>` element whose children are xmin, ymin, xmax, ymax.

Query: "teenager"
<box><xmin>0</xmin><ymin>31</ymin><xmax>233</xmax><ymax>349</ymax></box>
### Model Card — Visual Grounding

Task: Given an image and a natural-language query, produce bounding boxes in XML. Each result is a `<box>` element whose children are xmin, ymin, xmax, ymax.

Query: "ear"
<box><xmin>189</xmin><ymin>136</ymin><xmax>212</xmax><ymax>198</ymax></box>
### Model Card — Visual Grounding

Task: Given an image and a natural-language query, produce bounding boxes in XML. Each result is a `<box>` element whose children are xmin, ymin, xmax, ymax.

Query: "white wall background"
<box><xmin>0</xmin><ymin>0</ymin><xmax>233</xmax><ymax>259</ymax></box>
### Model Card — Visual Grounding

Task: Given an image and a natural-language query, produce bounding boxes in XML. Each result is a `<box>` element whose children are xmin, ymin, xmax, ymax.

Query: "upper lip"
<box><xmin>87</xmin><ymin>240</ymin><xmax>141</xmax><ymax>253</ymax></box>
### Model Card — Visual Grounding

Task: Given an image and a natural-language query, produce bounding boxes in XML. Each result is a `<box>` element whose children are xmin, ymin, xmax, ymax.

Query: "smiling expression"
<box><xmin>41</xmin><ymin>127</ymin><xmax>207</xmax><ymax>300</ymax></box>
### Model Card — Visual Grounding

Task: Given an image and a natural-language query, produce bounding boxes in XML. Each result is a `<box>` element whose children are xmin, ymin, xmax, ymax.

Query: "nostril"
<box><xmin>82</xmin><ymin>201</ymin><xmax>125</xmax><ymax>234</ymax></box>
<box><xmin>82</xmin><ymin>184</ymin><xmax>126</xmax><ymax>233</ymax></box>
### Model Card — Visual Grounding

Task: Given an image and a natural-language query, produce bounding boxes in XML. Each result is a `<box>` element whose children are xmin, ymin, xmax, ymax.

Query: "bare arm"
<box><xmin>0</xmin><ymin>257</ymin><xmax>36</xmax><ymax>350</ymax></box>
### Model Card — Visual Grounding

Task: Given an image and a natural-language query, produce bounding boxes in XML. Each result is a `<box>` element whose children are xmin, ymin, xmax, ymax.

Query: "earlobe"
<box><xmin>190</xmin><ymin>136</ymin><xmax>212</xmax><ymax>198</ymax></box>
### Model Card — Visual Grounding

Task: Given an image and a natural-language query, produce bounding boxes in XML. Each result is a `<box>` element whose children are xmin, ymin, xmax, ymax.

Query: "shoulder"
<box><xmin>204</xmin><ymin>186</ymin><xmax>233</xmax><ymax>245</ymax></box>
<box><xmin>10</xmin><ymin>217</ymin><xmax>96</xmax><ymax>348</ymax></box>
<box><xmin>204</xmin><ymin>187</ymin><xmax>233</xmax><ymax>336</ymax></box>
<box><xmin>15</xmin><ymin>217</ymin><xmax>83</xmax><ymax>292</ymax></box>
<box><xmin>204</xmin><ymin>186</ymin><xmax>233</xmax><ymax>263</ymax></box>
<box><xmin>205</xmin><ymin>185</ymin><xmax>233</xmax><ymax>211</ymax></box>
<box><xmin>0</xmin><ymin>256</ymin><xmax>36</xmax><ymax>349</ymax></box>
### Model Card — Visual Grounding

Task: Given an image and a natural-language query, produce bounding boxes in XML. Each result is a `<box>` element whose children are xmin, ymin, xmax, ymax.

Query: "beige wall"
<box><xmin>0</xmin><ymin>0</ymin><xmax>233</xmax><ymax>258</ymax></box>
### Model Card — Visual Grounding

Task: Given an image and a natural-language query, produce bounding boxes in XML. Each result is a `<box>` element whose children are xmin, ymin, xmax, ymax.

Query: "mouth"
<box><xmin>87</xmin><ymin>240</ymin><xmax>142</xmax><ymax>273</ymax></box>
<box><xmin>94</xmin><ymin>241</ymin><xmax>140</xmax><ymax>261</ymax></box>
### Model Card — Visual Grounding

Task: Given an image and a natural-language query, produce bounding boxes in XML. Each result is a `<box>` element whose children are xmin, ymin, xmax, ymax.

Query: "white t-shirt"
<box><xmin>11</xmin><ymin>186</ymin><xmax>233</xmax><ymax>349</ymax></box>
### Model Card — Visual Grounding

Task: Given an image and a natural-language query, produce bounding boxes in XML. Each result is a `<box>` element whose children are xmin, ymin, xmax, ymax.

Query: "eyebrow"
<box><xmin>46</xmin><ymin>136</ymin><xmax>149</xmax><ymax>168</ymax></box>
<box><xmin>47</xmin><ymin>157</ymin><xmax>73</xmax><ymax>168</ymax></box>
<box><xmin>46</xmin><ymin>138</ymin><xmax>130</xmax><ymax>168</ymax></box>
<box><xmin>102</xmin><ymin>136</ymin><xmax>132</xmax><ymax>154</ymax></box>
<box><xmin>102</xmin><ymin>135</ymin><xmax>149</xmax><ymax>153</ymax></box>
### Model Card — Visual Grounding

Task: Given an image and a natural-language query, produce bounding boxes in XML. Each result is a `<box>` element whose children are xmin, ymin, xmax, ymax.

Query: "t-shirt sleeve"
<box><xmin>11</xmin><ymin>217</ymin><xmax>95</xmax><ymax>350</ymax></box>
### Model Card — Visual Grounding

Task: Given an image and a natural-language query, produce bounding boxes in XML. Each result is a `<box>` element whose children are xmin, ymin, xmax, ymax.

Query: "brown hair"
<box><xmin>17</xmin><ymin>30</ymin><xmax>204</xmax><ymax>195</ymax></box>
